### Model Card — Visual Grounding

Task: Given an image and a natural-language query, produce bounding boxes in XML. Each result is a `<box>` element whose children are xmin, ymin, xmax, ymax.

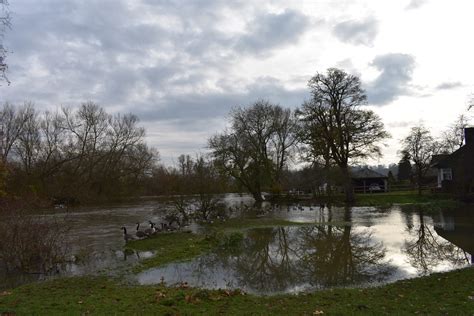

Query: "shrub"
<box><xmin>0</xmin><ymin>200</ymin><xmax>69</xmax><ymax>273</ymax></box>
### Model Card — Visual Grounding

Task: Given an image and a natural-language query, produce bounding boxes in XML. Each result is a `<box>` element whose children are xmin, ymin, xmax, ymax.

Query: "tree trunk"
<box><xmin>252</xmin><ymin>190</ymin><xmax>263</xmax><ymax>204</ymax></box>
<box><xmin>417</xmin><ymin>169</ymin><xmax>423</xmax><ymax>196</ymax></box>
<box><xmin>324</xmin><ymin>158</ymin><xmax>333</xmax><ymax>198</ymax></box>
<box><xmin>341</xmin><ymin>166</ymin><xmax>355</xmax><ymax>204</ymax></box>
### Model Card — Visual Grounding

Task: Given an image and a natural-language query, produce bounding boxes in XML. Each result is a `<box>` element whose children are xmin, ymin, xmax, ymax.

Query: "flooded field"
<box><xmin>2</xmin><ymin>195</ymin><xmax>473</xmax><ymax>295</ymax></box>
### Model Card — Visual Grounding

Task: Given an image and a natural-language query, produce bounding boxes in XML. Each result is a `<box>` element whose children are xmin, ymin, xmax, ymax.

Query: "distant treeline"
<box><xmin>0</xmin><ymin>101</ymin><xmax>156</xmax><ymax>203</ymax></box>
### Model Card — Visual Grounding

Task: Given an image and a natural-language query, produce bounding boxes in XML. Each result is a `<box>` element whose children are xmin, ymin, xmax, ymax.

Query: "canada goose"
<box><xmin>144</xmin><ymin>221</ymin><xmax>156</xmax><ymax>235</ymax></box>
<box><xmin>121</xmin><ymin>226</ymin><xmax>134</xmax><ymax>242</ymax></box>
<box><xmin>136</xmin><ymin>222</ymin><xmax>148</xmax><ymax>238</ymax></box>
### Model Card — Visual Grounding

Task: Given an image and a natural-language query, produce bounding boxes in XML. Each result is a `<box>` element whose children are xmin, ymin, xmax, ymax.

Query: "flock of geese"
<box><xmin>121</xmin><ymin>221</ymin><xmax>177</xmax><ymax>242</ymax></box>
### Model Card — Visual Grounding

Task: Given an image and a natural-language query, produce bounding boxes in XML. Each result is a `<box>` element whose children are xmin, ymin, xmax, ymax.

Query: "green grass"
<box><xmin>354</xmin><ymin>191</ymin><xmax>456</xmax><ymax>207</ymax></box>
<box><xmin>207</xmin><ymin>217</ymin><xmax>316</xmax><ymax>232</ymax></box>
<box><xmin>125</xmin><ymin>232</ymin><xmax>215</xmax><ymax>271</ymax></box>
<box><xmin>126</xmin><ymin>219</ymin><xmax>315</xmax><ymax>271</ymax></box>
<box><xmin>1</xmin><ymin>268</ymin><xmax>473</xmax><ymax>315</ymax></box>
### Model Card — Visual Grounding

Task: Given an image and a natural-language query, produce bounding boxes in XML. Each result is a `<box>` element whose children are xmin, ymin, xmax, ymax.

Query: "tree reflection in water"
<box><xmin>403</xmin><ymin>211</ymin><xmax>468</xmax><ymax>275</ymax></box>
<box><xmin>232</xmin><ymin>227</ymin><xmax>301</xmax><ymax>292</ymax></box>
<box><xmin>297</xmin><ymin>207</ymin><xmax>391</xmax><ymax>287</ymax></box>
<box><xmin>219</xmin><ymin>207</ymin><xmax>392</xmax><ymax>292</ymax></box>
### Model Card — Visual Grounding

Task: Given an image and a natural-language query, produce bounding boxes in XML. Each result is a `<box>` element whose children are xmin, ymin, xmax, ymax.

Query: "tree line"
<box><xmin>0</xmin><ymin>102</ymin><xmax>156</xmax><ymax>202</ymax></box>
<box><xmin>1</xmin><ymin>68</ymin><xmax>471</xmax><ymax>205</ymax></box>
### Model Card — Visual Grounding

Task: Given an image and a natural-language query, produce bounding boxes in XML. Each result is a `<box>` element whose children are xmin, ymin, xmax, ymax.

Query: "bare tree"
<box><xmin>440</xmin><ymin>114</ymin><xmax>471</xmax><ymax>153</ymax></box>
<box><xmin>299</xmin><ymin>68</ymin><xmax>389</xmax><ymax>203</ymax></box>
<box><xmin>209</xmin><ymin>100</ymin><xmax>298</xmax><ymax>203</ymax></box>
<box><xmin>0</xmin><ymin>0</ymin><xmax>10</xmax><ymax>85</ymax></box>
<box><xmin>0</xmin><ymin>102</ymin><xmax>31</xmax><ymax>162</ymax></box>
<box><xmin>401</xmin><ymin>126</ymin><xmax>439</xmax><ymax>195</ymax></box>
<box><xmin>14</xmin><ymin>104</ymin><xmax>40</xmax><ymax>175</ymax></box>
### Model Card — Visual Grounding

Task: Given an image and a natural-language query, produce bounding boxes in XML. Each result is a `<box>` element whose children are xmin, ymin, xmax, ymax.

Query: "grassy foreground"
<box><xmin>1</xmin><ymin>268</ymin><xmax>473</xmax><ymax>315</ymax></box>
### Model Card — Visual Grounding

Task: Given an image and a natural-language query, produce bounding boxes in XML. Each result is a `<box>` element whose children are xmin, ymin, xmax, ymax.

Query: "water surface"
<box><xmin>2</xmin><ymin>196</ymin><xmax>473</xmax><ymax>295</ymax></box>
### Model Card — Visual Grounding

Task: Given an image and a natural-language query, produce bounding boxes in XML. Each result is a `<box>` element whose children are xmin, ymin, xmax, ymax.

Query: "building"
<box><xmin>431</xmin><ymin>128</ymin><xmax>474</xmax><ymax>197</ymax></box>
<box><xmin>351</xmin><ymin>168</ymin><xmax>388</xmax><ymax>193</ymax></box>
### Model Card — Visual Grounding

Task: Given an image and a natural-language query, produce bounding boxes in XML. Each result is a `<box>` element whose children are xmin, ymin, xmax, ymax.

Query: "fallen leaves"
<box><xmin>155</xmin><ymin>290</ymin><xmax>167</xmax><ymax>302</ymax></box>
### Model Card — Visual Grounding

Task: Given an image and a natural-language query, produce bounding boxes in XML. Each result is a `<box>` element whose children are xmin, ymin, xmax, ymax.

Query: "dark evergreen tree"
<box><xmin>397</xmin><ymin>150</ymin><xmax>412</xmax><ymax>182</ymax></box>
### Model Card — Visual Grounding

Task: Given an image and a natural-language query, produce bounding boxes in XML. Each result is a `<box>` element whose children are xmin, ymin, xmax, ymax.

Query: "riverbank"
<box><xmin>1</xmin><ymin>267</ymin><xmax>473</xmax><ymax>315</ymax></box>
<box><xmin>271</xmin><ymin>191</ymin><xmax>461</xmax><ymax>208</ymax></box>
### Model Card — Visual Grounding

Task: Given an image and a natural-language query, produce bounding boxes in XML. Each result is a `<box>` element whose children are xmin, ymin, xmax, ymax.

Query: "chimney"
<box><xmin>465</xmin><ymin>127</ymin><xmax>474</xmax><ymax>145</ymax></box>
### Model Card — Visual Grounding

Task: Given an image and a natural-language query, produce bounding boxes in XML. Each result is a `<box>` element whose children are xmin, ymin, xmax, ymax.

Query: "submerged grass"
<box><xmin>125</xmin><ymin>232</ymin><xmax>214</xmax><ymax>271</ymax></box>
<box><xmin>126</xmin><ymin>218</ymin><xmax>316</xmax><ymax>271</ymax></box>
<box><xmin>1</xmin><ymin>268</ymin><xmax>473</xmax><ymax>315</ymax></box>
<box><xmin>207</xmin><ymin>217</ymin><xmax>315</xmax><ymax>232</ymax></box>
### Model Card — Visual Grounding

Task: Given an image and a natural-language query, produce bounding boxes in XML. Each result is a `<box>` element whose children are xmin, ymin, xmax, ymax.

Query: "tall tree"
<box><xmin>0</xmin><ymin>102</ymin><xmax>30</xmax><ymax>162</ymax></box>
<box><xmin>397</xmin><ymin>150</ymin><xmax>412</xmax><ymax>182</ymax></box>
<box><xmin>299</xmin><ymin>68</ymin><xmax>389</xmax><ymax>203</ymax></box>
<box><xmin>209</xmin><ymin>100</ymin><xmax>298</xmax><ymax>203</ymax></box>
<box><xmin>401</xmin><ymin>126</ymin><xmax>439</xmax><ymax>195</ymax></box>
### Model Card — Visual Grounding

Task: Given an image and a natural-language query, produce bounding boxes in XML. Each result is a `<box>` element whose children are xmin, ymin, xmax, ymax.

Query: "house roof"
<box><xmin>430</xmin><ymin>154</ymin><xmax>450</xmax><ymax>167</ymax></box>
<box><xmin>351</xmin><ymin>168</ymin><xmax>387</xmax><ymax>179</ymax></box>
<box><xmin>431</xmin><ymin>143</ymin><xmax>474</xmax><ymax>169</ymax></box>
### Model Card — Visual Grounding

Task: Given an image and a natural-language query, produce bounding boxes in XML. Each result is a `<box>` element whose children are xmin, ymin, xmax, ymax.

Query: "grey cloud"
<box><xmin>2</xmin><ymin>0</ymin><xmax>313</xmax><ymax>160</ymax></box>
<box><xmin>333</xmin><ymin>17</ymin><xmax>378</xmax><ymax>46</ymax></box>
<box><xmin>367</xmin><ymin>53</ymin><xmax>416</xmax><ymax>105</ymax></box>
<box><xmin>133</xmin><ymin>77</ymin><xmax>309</xmax><ymax>123</ymax></box>
<box><xmin>236</xmin><ymin>9</ymin><xmax>311</xmax><ymax>54</ymax></box>
<box><xmin>435</xmin><ymin>81</ymin><xmax>463</xmax><ymax>90</ymax></box>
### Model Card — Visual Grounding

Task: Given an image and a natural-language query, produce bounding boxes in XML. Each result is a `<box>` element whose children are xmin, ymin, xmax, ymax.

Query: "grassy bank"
<box><xmin>1</xmin><ymin>268</ymin><xmax>473</xmax><ymax>315</ymax></box>
<box><xmin>272</xmin><ymin>190</ymin><xmax>459</xmax><ymax>208</ymax></box>
<box><xmin>354</xmin><ymin>191</ymin><xmax>456</xmax><ymax>207</ymax></box>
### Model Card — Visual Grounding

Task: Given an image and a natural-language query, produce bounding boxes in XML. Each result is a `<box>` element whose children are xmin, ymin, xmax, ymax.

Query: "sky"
<box><xmin>1</xmin><ymin>0</ymin><xmax>473</xmax><ymax>167</ymax></box>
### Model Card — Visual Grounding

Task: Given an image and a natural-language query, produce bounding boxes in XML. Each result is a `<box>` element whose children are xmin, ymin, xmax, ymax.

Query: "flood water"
<box><xmin>2</xmin><ymin>195</ymin><xmax>473</xmax><ymax>295</ymax></box>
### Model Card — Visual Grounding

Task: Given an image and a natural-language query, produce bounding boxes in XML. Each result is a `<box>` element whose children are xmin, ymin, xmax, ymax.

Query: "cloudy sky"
<box><xmin>1</xmin><ymin>0</ymin><xmax>473</xmax><ymax>166</ymax></box>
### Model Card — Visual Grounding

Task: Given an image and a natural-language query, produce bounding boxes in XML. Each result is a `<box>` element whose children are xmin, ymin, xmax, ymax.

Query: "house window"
<box><xmin>441</xmin><ymin>168</ymin><xmax>452</xmax><ymax>181</ymax></box>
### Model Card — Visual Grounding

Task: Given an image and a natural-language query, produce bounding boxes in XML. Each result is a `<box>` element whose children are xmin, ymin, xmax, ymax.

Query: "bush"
<box><xmin>0</xmin><ymin>201</ymin><xmax>69</xmax><ymax>273</ymax></box>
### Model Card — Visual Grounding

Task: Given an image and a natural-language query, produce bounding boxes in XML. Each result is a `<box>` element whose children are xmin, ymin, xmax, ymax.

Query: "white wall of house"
<box><xmin>437</xmin><ymin>168</ymin><xmax>452</xmax><ymax>188</ymax></box>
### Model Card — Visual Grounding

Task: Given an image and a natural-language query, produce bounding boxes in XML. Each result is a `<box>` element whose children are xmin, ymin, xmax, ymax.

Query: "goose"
<box><xmin>144</xmin><ymin>221</ymin><xmax>156</xmax><ymax>235</ymax></box>
<box><xmin>121</xmin><ymin>226</ymin><xmax>134</xmax><ymax>242</ymax></box>
<box><xmin>135</xmin><ymin>222</ymin><xmax>149</xmax><ymax>238</ymax></box>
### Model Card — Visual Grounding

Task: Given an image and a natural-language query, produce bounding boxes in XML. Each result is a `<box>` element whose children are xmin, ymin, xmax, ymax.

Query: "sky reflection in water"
<box><xmin>137</xmin><ymin>205</ymin><xmax>473</xmax><ymax>295</ymax></box>
<box><xmin>2</xmin><ymin>197</ymin><xmax>472</xmax><ymax>294</ymax></box>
